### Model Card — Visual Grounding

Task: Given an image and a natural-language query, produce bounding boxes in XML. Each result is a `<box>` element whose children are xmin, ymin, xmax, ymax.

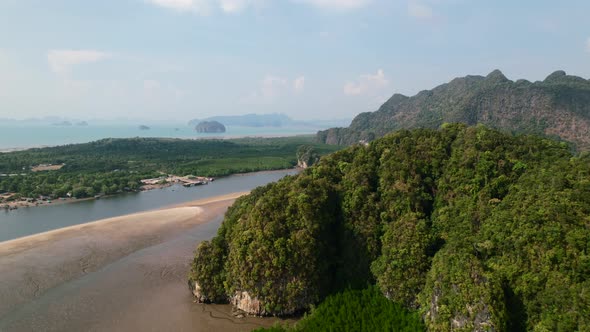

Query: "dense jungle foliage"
<box><xmin>190</xmin><ymin>124</ymin><xmax>590</xmax><ymax>331</ymax></box>
<box><xmin>0</xmin><ymin>136</ymin><xmax>339</xmax><ymax>199</ymax></box>
<box><xmin>255</xmin><ymin>287</ymin><xmax>425</xmax><ymax>332</ymax></box>
<box><xmin>318</xmin><ymin>70</ymin><xmax>590</xmax><ymax>151</ymax></box>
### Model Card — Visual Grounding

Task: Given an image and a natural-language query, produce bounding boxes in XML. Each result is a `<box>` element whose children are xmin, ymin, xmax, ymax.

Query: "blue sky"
<box><xmin>0</xmin><ymin>0</ymin><xmax>589</xmax><ymax>121</ymax></box>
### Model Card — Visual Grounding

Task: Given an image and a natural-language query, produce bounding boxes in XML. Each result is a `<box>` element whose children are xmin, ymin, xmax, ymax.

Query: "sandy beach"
<box><xmin>0</xmin><ymin>192</ymin><xmax>291</xmax><ymax>331</ymax></box>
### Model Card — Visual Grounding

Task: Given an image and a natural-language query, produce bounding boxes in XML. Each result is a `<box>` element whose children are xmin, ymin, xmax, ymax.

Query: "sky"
<box><xmin>0</xmin><ymin>0</ymin><xmax>589</xmax><ymax>121</ymax></box>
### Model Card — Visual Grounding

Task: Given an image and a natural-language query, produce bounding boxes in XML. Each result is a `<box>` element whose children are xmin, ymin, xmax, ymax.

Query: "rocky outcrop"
<box><xmin>188</xmin><ymin>280</ymin><xmax>209</xmax><ymax>303</ymax></box>
<box><xmin>420</xmin><ymin>252</ymin><xmax>504</xmax><ymax>332</ymax></box>
<box><xmin>189</xmin><ymin>280</ymin><xmax>284</xmax><ymax>317</ymax></box>
<box><xmin>317</xmin><ymin>70</ymin><xmax>590</xmax><ymax>151</ymax></box>
<box><xmin>230</xmin><ymin>291</ymin><xmax>266</xmax><ymax>316</ymax></box>
<box><xmin>296</xmin><ymin>145</ymin><xmax>319</xmax><ymax>168</ymax></box>
<box><xmin>195</xmin><ymin>121</ymin><xmax>226</xmax><ymax>133</ymax></box>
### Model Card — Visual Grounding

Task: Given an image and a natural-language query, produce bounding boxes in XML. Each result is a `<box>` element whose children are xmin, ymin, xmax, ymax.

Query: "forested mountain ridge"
<box><xmin>317</xmin><ymin>70</ymin><xmax>590</xmax><ymax>151</ymax></box>
<box><xmin>190</xmin><ymin>124</ymin><xmax>590</xmax><ymax>331</ymax></box>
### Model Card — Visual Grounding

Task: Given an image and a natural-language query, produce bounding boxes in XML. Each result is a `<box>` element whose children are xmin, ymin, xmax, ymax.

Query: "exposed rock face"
<box><xmin>188</xmin><ymin>280</ymin><xmax>209</xmax><ymax>303</ymax></box>
<box><xmin>188</xmin><ymin>281</ymin><xmax>283</xmax><ymax>317</ymax></box>
<box><xmin>297</xmin><ymin>160</ymin><xmax>309</xmax><ymax>169</ymax></box>
<box><xmin>195</xmin><ymin>121</ymin><xmax>226</xmax><ymax>133</ymax></box>
<box><xmin>317</xmin><ymin>70</ymin><xmax>590</xmax><ymax>151</ymax></box>
<box><xmin>420</xmin><ymin>252</ymin><xmax>503</xmax><ymax>332</ymax></box>
<box><xmin>296</xmin><ymin>145</ymin><xmax>319</xmax><ymax>169</ymax></box>
<box><xmin>230</xmin><ymin>291</ymin><xmax>266</xmax><ymax>316</ymax></box>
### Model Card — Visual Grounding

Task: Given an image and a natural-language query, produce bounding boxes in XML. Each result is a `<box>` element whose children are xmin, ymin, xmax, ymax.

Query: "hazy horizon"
<box><xmin>1</xmin><ymin>1</ymin><xmax>589</xmax><ymax>121</ymax></box>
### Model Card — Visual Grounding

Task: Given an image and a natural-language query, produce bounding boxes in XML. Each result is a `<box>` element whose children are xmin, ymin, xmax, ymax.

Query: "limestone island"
<box><xmin>138</xmin><ymin>125</ymin><xmax>150</xmax><ymax>130</ymax></box>
<box><xmin>195</xmin><ymin>121</ymin><xmax>226</xmax><ymax>133</ymax></box>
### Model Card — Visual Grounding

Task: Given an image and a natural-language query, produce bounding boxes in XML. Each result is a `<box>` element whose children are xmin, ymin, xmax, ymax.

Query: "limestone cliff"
<box><xmin>318</xmin><ymin>70</ymin><xmax>590</xmax><ymax>151</ymax></box>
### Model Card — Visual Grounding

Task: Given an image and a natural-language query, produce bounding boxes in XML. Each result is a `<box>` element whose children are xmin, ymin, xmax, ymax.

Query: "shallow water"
<box><xmin>0</xmin><ymin>169</ymin><xmax>298</xmax><ymax>242</ymax></box>
<box><xmin>0</xmin><ymin>213</ymin><xmax>294</xmax><ymax>332</ymax></box>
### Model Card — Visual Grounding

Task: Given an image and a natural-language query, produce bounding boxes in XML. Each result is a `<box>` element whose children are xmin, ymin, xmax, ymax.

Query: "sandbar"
<box><xmin>0</xmin><ymin>191</ymin><xmax>290</xmax><ymax>331</ymax></box>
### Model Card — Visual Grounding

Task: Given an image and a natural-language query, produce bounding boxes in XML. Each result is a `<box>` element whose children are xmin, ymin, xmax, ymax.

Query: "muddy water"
<box><xmin>0</xmin><ymin>170</ymin><xmax>300</xmax><ymax>331</ymax></box>
<box><xmin>0</xmin><ymin>214</ymin><xmax>293</xmax><ymax>332</ymax></box>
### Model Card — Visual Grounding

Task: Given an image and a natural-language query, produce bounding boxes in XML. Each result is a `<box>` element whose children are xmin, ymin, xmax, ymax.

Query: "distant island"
<box><xmin>195</xmin><ymin>121</ymin><xmax>226</xmax><ymax>133</ymax></box>
<box><xmin>76</xmin><ymin>121</ymin><xmax>88</xmax><ymax>126</ymax></box>
<box><xmin>318</xmin><ymin>70</ymin><xmax>590</xmax><ymax>151</ymax></box>
<box><xmin>188</xmin><ymin>113</ymin><xmax>351</xmax><ymax>129</ymax></box>
<box><xmin>138</xmin><ymin>125</ymin><xmax>150</xmax><ymax>130</ymax></box>
<box><xmin>189</xmin><ymin>113</ymin><xmax>291</xmax><ymax>127</ymax></box>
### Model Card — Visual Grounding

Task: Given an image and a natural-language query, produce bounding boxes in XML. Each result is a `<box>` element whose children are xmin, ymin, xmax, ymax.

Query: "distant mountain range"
<box><xmin>318</xmin><ymin>70</ymin><xmax>590</xmax><ymax>151</ymax></box>
<box><xmin>0</xmin><ymin>117</ymin><xmax>90</xmax><ymax>126</ymax></box>
<box><xmin>189</xmin><ymin>113</ymin><xmax>351</xmax><ymax>129</ymax></box>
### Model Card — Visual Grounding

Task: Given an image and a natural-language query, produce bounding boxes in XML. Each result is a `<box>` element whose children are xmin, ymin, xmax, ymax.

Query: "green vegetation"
<box><xmin>254</xmin><ymin>287</ymin><xmax>425</xmax><ymax>332</ymax></box>
<box><xmin>295</xmin><ymin>145</ymin><xmax>319</xmax><ymax>168</ymax></box>
<box><xmin>318</xmin><ymin>70</ymin><xmax>590</xmax><ymax>151</ymax></box>
<box><xmin>0</xmin><ymin>136</ymin><xmax>340</xmax><ymax>199</ymax></box>
<box><xmin>190</xmin><ymin>124</ymin><xmax>590</xmax><ymax>330</ymax></box>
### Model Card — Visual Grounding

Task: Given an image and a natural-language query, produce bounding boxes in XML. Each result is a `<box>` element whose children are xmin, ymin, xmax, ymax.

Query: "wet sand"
<box><xmin>0</xmin><ymin>192</ymin><xmax>291</xmax><ymax>331</ymax></box>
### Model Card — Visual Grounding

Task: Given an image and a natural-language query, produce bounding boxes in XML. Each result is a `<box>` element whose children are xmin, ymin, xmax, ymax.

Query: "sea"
<box><xmin>0</xmin><ymin>123</ymin><xmax>322</xmax><ymax>151</ymax></box>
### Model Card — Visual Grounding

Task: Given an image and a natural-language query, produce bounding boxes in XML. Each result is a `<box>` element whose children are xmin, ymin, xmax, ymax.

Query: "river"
<box><xmin>0</xmin><ymin>169</ymin><xmax>299</xmax><ymax>331</ymax></box>
<box><xmin>0</xmin><ymin>169</ymin><xmax>298</xmax><ymax>242</ymax></box>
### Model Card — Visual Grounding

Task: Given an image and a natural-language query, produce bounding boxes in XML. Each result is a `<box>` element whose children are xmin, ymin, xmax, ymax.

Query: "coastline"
<box><xmin>0</xmin><ymin>191</ymin><xmax>292</xmax><ymax>331</ymax></box>
<box><xmin>0</xmin><ymin>133</ymin><xmax>316</xmax><ymax>153</ymax></box>
<box><xmin>1</xmin><ymin>168</ymin><xmax>299</xmax><ymax>212</ymax></box>
<box><xmin>1</xmin><ymin>196</ymin><xmax>94</xmax><ymax>210</ymax></box>
<box><xmin>0</xmin><ymin>191</ymin><xmax>247</xmax><ymax>248</ymax></box>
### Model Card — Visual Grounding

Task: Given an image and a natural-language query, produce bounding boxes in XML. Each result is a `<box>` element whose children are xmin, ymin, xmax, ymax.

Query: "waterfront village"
<box><xmin>1</xmin><ymin>168</ymin><xmax>214</xmax><ymax>210</ymax></box>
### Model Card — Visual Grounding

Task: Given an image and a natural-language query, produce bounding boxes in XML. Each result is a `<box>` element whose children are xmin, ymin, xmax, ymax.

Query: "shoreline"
<box><xmin>1</xmin><ymin>168</ymin><xmax>299</xmax><ymax>212</ymax></box>
<box><xmin>0</xmin><ymin>191</ymin><xmax>248</xmax><ymax>248</ymax></box>
<box><xmin>0</xmin><ymin>190</ymin><xmax>293</xmax><ymax>331</ymax></box>
<box><xmin>0</xmin><ymin>192</ymin><xmax>250</xmax><ymax>330</ymax></box>
<box><xmin>0</xmin><ymin>133</ymin><xmax>316</xmax><ymax>153</ymax></box>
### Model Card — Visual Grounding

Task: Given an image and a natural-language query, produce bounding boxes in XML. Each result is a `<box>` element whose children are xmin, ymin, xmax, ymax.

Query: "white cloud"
<box><xmin>261</xmin><ymin>75</ymin><xmax>287</xmax><ymax>99</ymax></box>
<box><xmin>295</xmin><ymin>0</ymin><xmax>370</xmax><ymax>10</ymax></box>
<box><xmin>47</xmin><ymin>50</ymin><xmax>111</xmax><ymax>74</ymax></box>
<box><xmin>148</xmin><ymin>0</ymin><xmax>368</xmax><ymax>14</ymax></box>
<box><xmin>148</xmin><ymin>0</ymin><xmax>261</xmax><ymax>14</ymax></box>
<box><xmin>344</xmin><ymin>69</ymin><xmax>389</xmax><ymax>96</ymax></box>
<box><xmin>146</xmin><ymin>0</ymin><xmax>211</xmax><ymax>14</ymax></box>
<box><xmin>586</xmin><ymin>38</ymin><xmax>590</xmax><ymax>53</ymax></box>
<box><xmin>143</xmin><ymin>79</ymin><xmax>161</xmax><ymax>91</ymax></box>
<box><xmin>219</xmin><ymin>0</ymin><xmax>251</xmax><ymax>13</ymax></box>
<box><xmin>241</xmin><ymin>75</ymin><xmax>287</xmax><ymax>104</ymax></box>
<box><xmin>407</xmin><ymin>0</ymin><xmax>433</xmax><ymax>20</ymax></box>
<box><xmin>294</xmin><ymin>76</ymin><xmax>305</xmax><ymax>92</ymax></box>
<box><xmin>242</xmin><ymin>74</ymin><xmax>307</xmax><ymax>104</ymax></box>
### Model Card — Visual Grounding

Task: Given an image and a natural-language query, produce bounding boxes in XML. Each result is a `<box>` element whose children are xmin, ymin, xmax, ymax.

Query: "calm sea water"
<box><xmin>0</xmin><ymin>169</ymin><xmax>298</xmax><ymax>242</ymax></box>
<box><xmin>0</xmin><ymin>124</ymin><xmax>319</xmax><ymax>150</ymax></box>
